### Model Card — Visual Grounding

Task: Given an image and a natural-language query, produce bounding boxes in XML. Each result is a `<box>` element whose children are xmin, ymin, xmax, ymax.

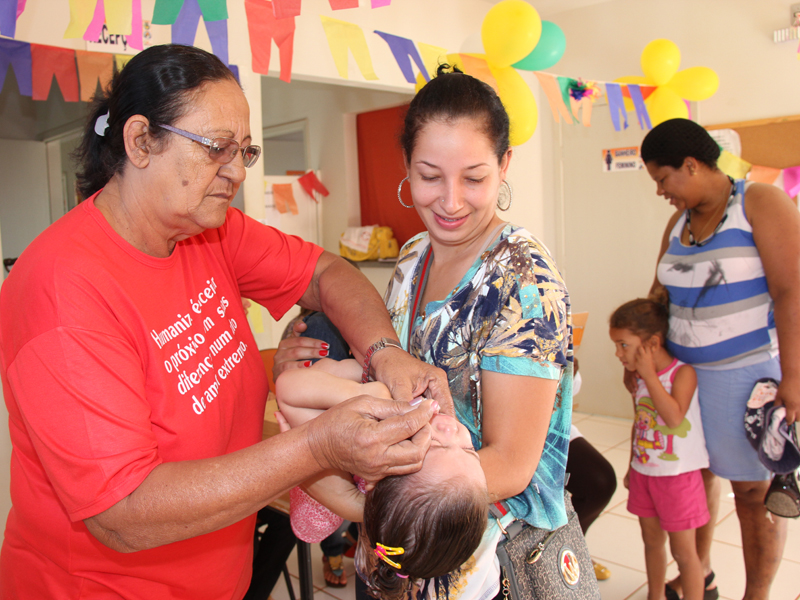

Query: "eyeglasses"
<box><xmin>158</xmin><ymin>123</ymin><xmax>261</xmax><ymax>168</ymax></box>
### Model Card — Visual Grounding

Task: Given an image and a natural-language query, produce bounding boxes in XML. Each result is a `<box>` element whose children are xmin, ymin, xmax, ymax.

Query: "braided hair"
<box><xmin>640</xmin><ymin>118</ymin><xmax>720</xmax><ymax>170</ymax></box>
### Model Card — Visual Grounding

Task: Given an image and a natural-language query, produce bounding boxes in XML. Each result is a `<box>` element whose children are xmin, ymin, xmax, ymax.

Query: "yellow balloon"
<box><xmin>667</xmin><ymin>66</ymin><xmax>719</xmax><ymax>101</ymax></box>
<box><xmin>640</xmin><ymin>39</ymin><xmax>681</xmax><ymax>86</ymax></box>
<box><xmin>481</xmin><ymin>0</ymin><xmax>542</xmax><ymax>68</ymax></box>
<box><xmin>614</xmin><ymin>75</ymin><xmax>653</xmax><ymax>112</ymax></box>
<box><xmin>489</xmin><ymin>64</ymin><xmax>538</xmax><ymax>146</ymax></box>
<box><xmin>646</xmin><ymin>87</ymin><xmax>688</xmax><ymax>126</ymax></box>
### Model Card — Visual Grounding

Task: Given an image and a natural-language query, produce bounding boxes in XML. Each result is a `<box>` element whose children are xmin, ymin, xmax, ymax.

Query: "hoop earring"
<box><xmin>397</xmin><ymin>177</ymin><xmax>413</xmax><ymax>209</ymax></box>
<box><xmin>497</xmin><ymin>180</ymin><xmax>513</xmax><ymax>211</ymax></box>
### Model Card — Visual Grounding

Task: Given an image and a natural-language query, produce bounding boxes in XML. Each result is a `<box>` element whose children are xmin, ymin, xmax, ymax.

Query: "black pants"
<box><xmin>244</xmin><ymin>508</ymin><xmax>297</xmax><ymax>600</ymax></box>
<box><xmin>565</xmin><ymin>436</ymin><xmax>617</xmax><ymax>534</ymax></box>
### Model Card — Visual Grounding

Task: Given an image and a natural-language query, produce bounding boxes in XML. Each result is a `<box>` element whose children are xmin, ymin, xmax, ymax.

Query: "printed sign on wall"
<box><xmin>602</xmin><ymin>147</ymin><xmax>644</xmax><ymax>172</ymax></box>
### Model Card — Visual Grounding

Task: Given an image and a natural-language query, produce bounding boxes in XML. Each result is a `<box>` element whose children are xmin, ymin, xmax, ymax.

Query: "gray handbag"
<box><xmin>490</xmin><ymin>490</ymin><xmax>600</xmax><ymax>600</ymax></box>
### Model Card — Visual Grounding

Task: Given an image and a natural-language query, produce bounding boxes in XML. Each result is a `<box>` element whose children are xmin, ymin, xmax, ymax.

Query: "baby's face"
<box><xmin>420</xmin><ymin>414</ymin><xmax>487</xmax><ymax>489</ymax></box>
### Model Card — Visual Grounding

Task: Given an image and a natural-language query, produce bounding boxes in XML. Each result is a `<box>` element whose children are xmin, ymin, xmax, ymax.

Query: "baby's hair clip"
<box><xmin>375</xmin><ymin>543</ymin><xmax>404</xmax><ymax>570</ymax></box>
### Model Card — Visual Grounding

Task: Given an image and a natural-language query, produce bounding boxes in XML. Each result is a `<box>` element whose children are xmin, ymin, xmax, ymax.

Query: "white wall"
<box><xmin>544</xmin><ymin>0</ymin><xmax>800</xmax><ymax>416</ymax></box>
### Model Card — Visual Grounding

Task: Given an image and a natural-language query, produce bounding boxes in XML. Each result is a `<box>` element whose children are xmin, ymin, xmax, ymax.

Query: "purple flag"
<box><xmin>374</xmin><ymin>30</ymin><xmax>427</xmax><ymax>84</ymax></box>
<box><xmin>627</xmin><ymin>84</ymin><xmax>652</xmax><ymax>130</ymax></box>
<box><xmin>0</xmin><ymin>38</ymin><xmax>32</xmax><ymax>96</ymax></box>
<box><xmin>605</xmin><ymin>83</ymin><xmax>628</xmax><ymax>132</ymax></box>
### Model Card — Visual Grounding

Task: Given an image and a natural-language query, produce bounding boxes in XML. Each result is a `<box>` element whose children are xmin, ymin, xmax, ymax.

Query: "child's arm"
<box><xmin>634</xmin><ymin>346</ymin><xmax>697</xmax><ymax>429</ymax></box>
<box><xmin>273</xmin><ymin>360</ymin><xmax>391</xmax><ymax>522</ymax></box>
<box><xmin>275</xmin><ymin>358</ymin><xmax>391</xmax><ymax>428</ymax></box>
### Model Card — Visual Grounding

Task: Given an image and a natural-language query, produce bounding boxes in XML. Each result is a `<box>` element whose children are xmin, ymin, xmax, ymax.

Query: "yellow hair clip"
<box><xmin>374</xmin><ymin>543</ymin><xmax>404</xmax><ymax>570</ymax></box>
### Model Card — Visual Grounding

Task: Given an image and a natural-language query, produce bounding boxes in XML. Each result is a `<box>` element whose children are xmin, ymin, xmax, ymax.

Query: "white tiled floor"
<box><xmin>269</xmin><ymin>412</ymin><xmax>800</xmax><ymax>600</ymax></box>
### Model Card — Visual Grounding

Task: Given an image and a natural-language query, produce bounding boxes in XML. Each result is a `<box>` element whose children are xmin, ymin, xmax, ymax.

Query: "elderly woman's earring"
<box><xmin>397</xmin><ymin>177</ymin><xmax>413</xmax><ymax>208</ymax></box>
<box><xmin>497</xmin><ymin>180</ymin><xmax>513</xmax><ymax>211</ymax></box>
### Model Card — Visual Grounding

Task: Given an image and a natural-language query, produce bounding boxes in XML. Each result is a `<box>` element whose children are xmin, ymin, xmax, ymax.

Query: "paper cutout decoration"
<box><xmin>82</xmin><ymin>0</ymin><xmax>144</xmax><ymax>49</ymax></box>
<box><xmin>272</xmin><ymin>0</ymin><xmax>300</xmax><ymax>19</ymax></box>
<box><xmin>0</xmin><ymin>0</ymin><xmax>25</xmax><ymax>37</ymax></box>
<box><xmin>0</xmin><ymin>38</ymin><xmax>32</xmax><ymax>96</ymax></box>
<box><xmin>272</xmin><ymin>183</ymin><xmax>298</xmax><ymax>214</ymax></box>
<box><xmin>329</xmin><ymin>0</ymin><xmax>358</xmax><ymax>8</ymax></box>
<box><xmin>31</xmin><ymin>44</ymin><xmax>79</xmax><ymax>102</ymax></box>
<box><xmin>153</xmin><ymin>0</ymin><xmax>227</xmax><ymax>24</ymax></box>
<box><xmin>114</xmin><ymin>53</ymin><xmax>134</xmax><ymax>71</ymax></box>
<box><xmin>534</xmin><ymin>72</ymin><xmax>572</xmax><ymax>124</ymax></box>
<box><xmin>75</xmin><ymin>50</ymin><xmax>113</xmax><ymax>101</ymax></box>
<box><xmin>416</xmin><ymin>42</ymin><xmax>448</xmax><ymax>78</ymax></box>
<box><xmin>569</xmin><ymin>96</ymin><xmax>592</xmax><ymax>127</ymax></box>
<box><xmin>245</xmin><ymin>0</ymin><xmax>295</xmax><ymax>83</ymax></box>
<box><xmin>298</xmin><ymin>171</ymin><xmax>330</xmax><ymax>200</ymax></box>
<box><xmin>627</xmin><ymin>84</ymin><xmax>652</xmax><ymax>130</ymax></box>
<box><xmin>717</xmin><ymin>150</ymin><xmax>751</xmax><ymax>180</ymax></box>
<box><xmin>372</xmin><ymin>0</ymin><xmax>390</xmax><ymax>6</ymax></box>
<box><xmin>320</xmin><ymin>16</ymin><xmax>377</xmax><ymax>80</ymax></box>
<box><xmin>457</xmin><ymin>54</ymin><xmax>497</xmax><ymax>91</ymax></box>
<box><xmin>65</xmin><ymin>0</ymin><xmax>98</xmax><ymax>38</ymax></box>
<box><xmin>782</xmin><ymin>166</ymin><xmax>800</xmax><ymax>198</ymax></box>
<box><xmin>374</xmin><ymin>31</ymin><xmax>428</xmax><ymax>84</ymax></box>
<box><xmin>604</xmin><ymin>82</ymin><xmax>628</xmax><ymax>132</ymax></box>
<box><xmin>747</xmin><ymin>165</ymin><xmax>781</xmax><ymax>185</ymax></box>
<box><xmin>172</xmin><ymin>0</ymin><xmax>229</xmax><ymax>65</ymax></box>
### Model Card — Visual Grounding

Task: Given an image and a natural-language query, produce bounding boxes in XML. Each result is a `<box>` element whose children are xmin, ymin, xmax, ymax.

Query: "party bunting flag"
<box><xmin>748</xmin><ymin>165</ymin><xmax>781</xmax><ymax>185</ymax></box>
<box><xmin>272</xmin><ymin>182</ymin><xmax>298</xmax><ymax>214</ymax></box>
<box><xmin>782</xmin><ymin>166</ymin><xmax>800</xmax><ymax>198</ymax></box>
<box><xmin>329</xmin><ymin>0</ymin><xmax>358</xmax><ymax>9</ymax></box>
<box><xmin>372</xmin><ymin>0</ymin><xmax>390</xmax><ymax>6</ymax></box>
<box><xmin>627</xmin><ymin>84</ymin><xmax>652</xmax><ymax>130</ymax></box>
<box><xmin>171</xmin><ymin>0</ymin><xmax>229</xmax><ymax>65</ymax></box>
<box><xmin>569</xmin><ymin>96</ymin><xmax>592</xmax><ymax>127</ymax></box>
<box><xmin>0</xmin><ymin>0</ymin><xmax>25</xmax><ymax>38</ymax></box>
<box><xmin>31</xmin><ymin>44</ymin><xmax>79</xmax><ymax>101</ymax></box>
<box><xmin>416</xmin><ymin>42</ymin><xmax>448</xmax><ymax>79</ymax></box>
<box><xmin>272</xmin><ymin>0</ymin><xmax>300</xmax><ymax>19</ymax></box>
<box><xmin>534</xmin><ymin>72</ymin><xmax>572</xmax><ymax>124</ymax></box>
<box><xmin>114</xmin><ymin>53</ymin><xmax>133</xmax><ymax>71</ymax></box>
<box><xmin>245</xmin><ymin>0</ymin><xmax>295</xmax><ymax>82</ymax></box>
<box><xmin>75</xmin><ymin>49</ymin><xmax>113</xmax><ymax>101</ymax></box>
<box><xmin>374</xmin><ymin>31</ymin><xmax>427</xmax><ymax>84</ymax></box>
<box><xmin>604</xmin><ymin>82</ymin><xmax>628</xmax><ymax>132</ymax></box>
<box><xmin>458</xmin><ymin>54</ymin><xmax>496</xmax><ymax>91</ymax></box>
<box><xmin>320</xmin><ymin>16</ymin><xmax>377</xmax><ymax>80</ymax></box>
<box><xmin>298</xmin><ymin>171</ymin><xmax>329</xmax><ymax>200</ymax></box>
<box><xmin>0</xmin><ymin>38</ymin><xmax>32</xmax><ymax>96</ymax></box>
<box><xmin>717</xmin><ymin>150</ymin><xmax>751</xmax><ymax>180</ymax></box>
<box><xmin>82</xmin><ymin>0</ymin><xmax>144</xmax><ymax>49</ymax></box>
<box><xmin>153</xmin><ymin>0</ymin><xmax>227</xmax><ymax>25</ymax></box>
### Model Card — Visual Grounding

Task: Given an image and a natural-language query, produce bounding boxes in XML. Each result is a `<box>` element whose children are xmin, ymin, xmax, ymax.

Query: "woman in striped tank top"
<box><xmin>636</xmin><ymin>118</ymin><xmax>800</xmax><ymax>600</ymax></box>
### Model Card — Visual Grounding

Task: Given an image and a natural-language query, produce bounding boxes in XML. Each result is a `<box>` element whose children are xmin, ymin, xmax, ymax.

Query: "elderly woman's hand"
<box><xmin>305</xmin><ymin>395</ymin><xmax>438</xmax><ymax>484</ymax></box>
<box><xmin>370</xmin><ymin>349</ymin><xmax>455</xmax><ymax>416</ymax></box>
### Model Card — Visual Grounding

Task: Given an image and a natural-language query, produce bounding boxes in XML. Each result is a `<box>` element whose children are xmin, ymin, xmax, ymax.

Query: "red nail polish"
<box><xmin>303</xmin><ymin>361</ymin><xmax>312</xmax><ymax>367</ymax></box>
<box><xmin>321</xmin><ymin>342</ymin><xmax>329</xmax><ymax>349</ymax></box>
<box><xmin>319</xmin><ymin>350</ymin><xmax>328</xmax><ymax>357</ymax></box>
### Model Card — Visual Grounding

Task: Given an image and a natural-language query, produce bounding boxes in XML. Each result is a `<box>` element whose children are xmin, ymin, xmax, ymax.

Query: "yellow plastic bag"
<box><xmin>339</xmin><ymin>226</ymin><xmax>399</xmax><ymax>261</ymax></box>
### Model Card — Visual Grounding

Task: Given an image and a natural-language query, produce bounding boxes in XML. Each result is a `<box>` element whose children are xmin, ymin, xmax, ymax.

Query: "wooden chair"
<box><xmin>258</xmin><ymin>348</ymin><xmax>314</xmax><ymax>600</ymax></box>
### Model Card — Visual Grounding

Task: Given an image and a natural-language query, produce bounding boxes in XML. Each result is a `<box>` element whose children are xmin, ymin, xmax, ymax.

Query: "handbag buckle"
<box><xmin>527</xmin><ymin>542</ymin><xmax>545</xmax><ymax>564</ymax></box>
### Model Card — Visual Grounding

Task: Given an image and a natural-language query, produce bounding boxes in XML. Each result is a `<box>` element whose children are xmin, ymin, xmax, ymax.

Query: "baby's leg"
<box><xmin>668</xmin><ymin>529</ymin><xmax>703</xmax><ymax>600</ymax></box>
<box><xmin>639</xmin><ymin>516</ymin><xmax>668</xmax><ymax>600</ymax></box>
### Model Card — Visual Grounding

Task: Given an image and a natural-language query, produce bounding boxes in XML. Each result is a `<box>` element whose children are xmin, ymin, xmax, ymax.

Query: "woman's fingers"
<box><xmin>370</xmin><ymin>350</ymin><xmax>455</xmax><ymax>416</ymax></box>
<box><xmin>304</xmin><ymin>396</ymin><xmax>438</xmax><ymax>482</ymax></box>
<box><xmin>272</xmin><ymin>335</ymin><xmax>329</xmax><ymax>379</ymax></box>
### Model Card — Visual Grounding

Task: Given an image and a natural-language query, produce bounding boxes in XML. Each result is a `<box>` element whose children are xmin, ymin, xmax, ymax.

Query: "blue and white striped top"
<box><xmin>657</xmin><ymin>179</ymin><xmax>778</xmax><ymax>369</ymax></box>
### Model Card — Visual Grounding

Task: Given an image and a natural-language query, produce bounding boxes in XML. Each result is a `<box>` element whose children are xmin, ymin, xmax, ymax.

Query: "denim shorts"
<box><xmin>695</xmin><ymin>356</ymin><xmax>781</xmax><ymax>482</ymax></box>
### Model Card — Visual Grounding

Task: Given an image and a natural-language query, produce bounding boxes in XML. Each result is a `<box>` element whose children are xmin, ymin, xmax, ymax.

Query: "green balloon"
<box><xmin>512</xmin><ymin>21</ymin><xmax>566</xmax><ymax>71</ymax></box>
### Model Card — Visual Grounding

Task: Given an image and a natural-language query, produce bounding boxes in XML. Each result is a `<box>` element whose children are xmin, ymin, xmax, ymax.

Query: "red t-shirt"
<box><xmin>0</xmin><ymin>195</ymin><xmax>323</xmax><ymax>599</ymax></box>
